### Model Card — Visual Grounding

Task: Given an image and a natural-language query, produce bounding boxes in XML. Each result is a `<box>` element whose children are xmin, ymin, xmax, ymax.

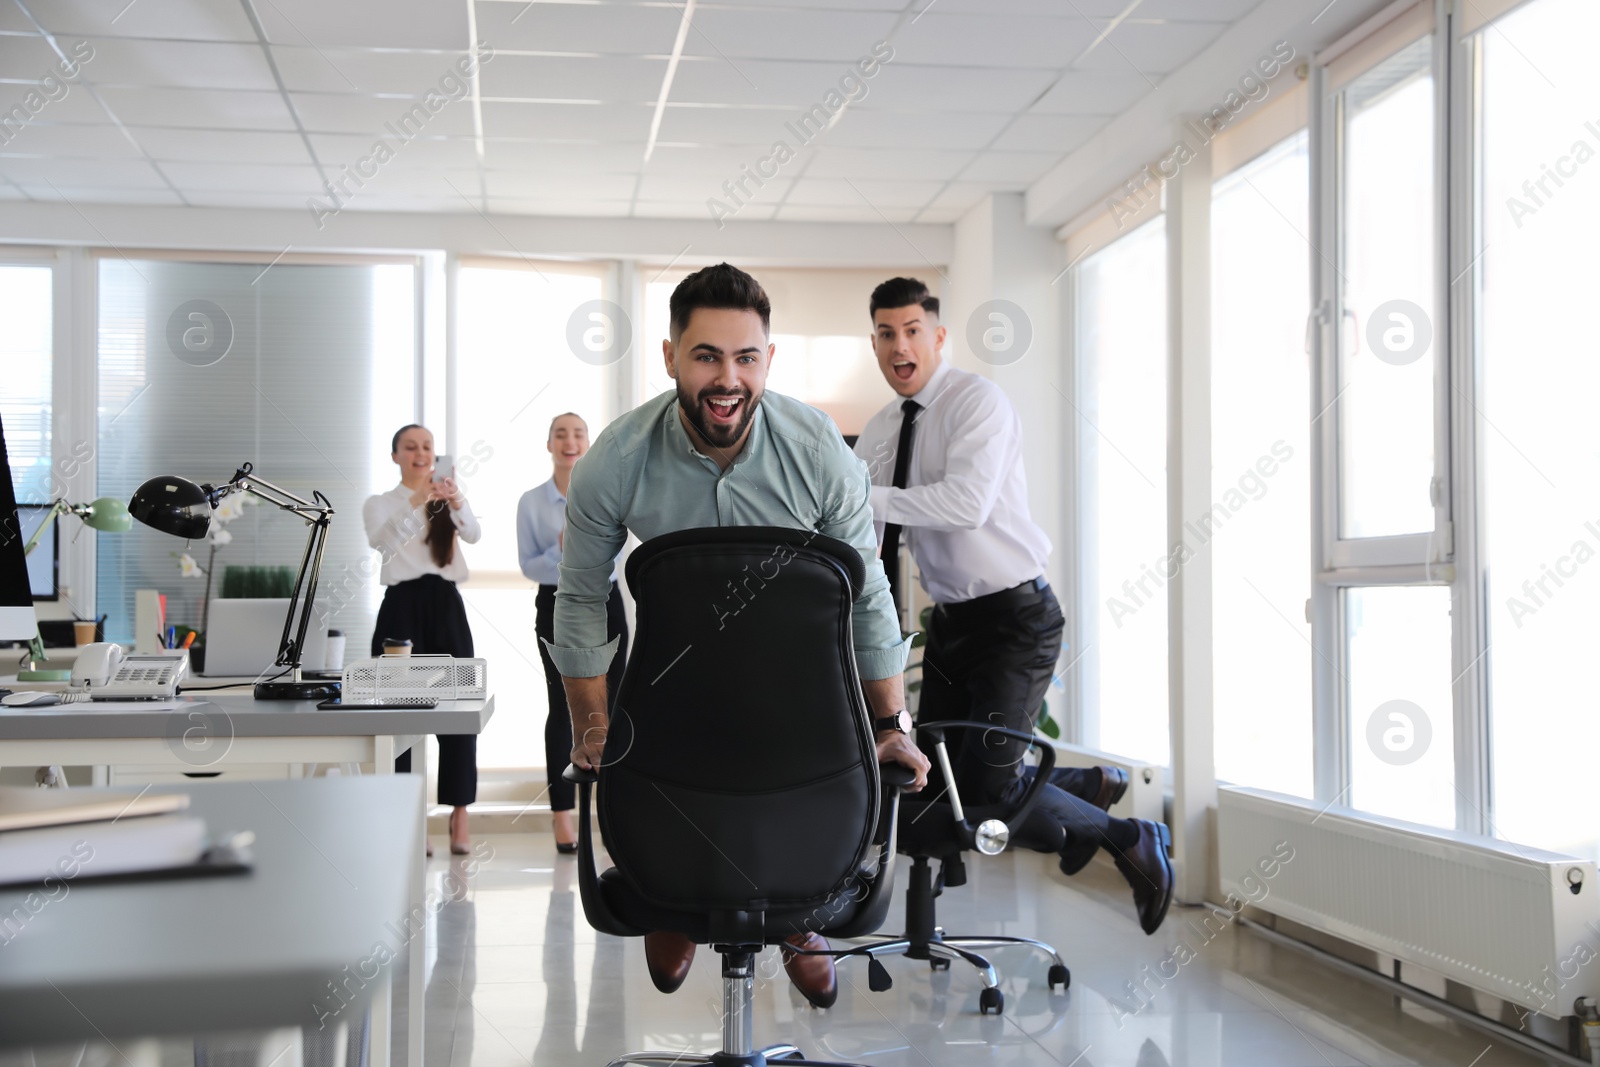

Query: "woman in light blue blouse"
<box><xmin>517</xmin><ymin>413</ymin><xmax>628</xmax><ymax>854</ymax></box>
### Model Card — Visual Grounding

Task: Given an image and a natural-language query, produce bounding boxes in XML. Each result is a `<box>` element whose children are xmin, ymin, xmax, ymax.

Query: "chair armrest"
<box><xmin>914</xmin><ymin>720</ymin><xmax>1057</xmax><ymax>841</ymax></box>
<box><xmin>562</xmin><ymin>764</ymin><xmax>649</xmax><ymax>939</ymax></box>
<box><xmin>878</xmin><ymin>762</ymin><xmax>917</xmax><ymax>790</ymax></box>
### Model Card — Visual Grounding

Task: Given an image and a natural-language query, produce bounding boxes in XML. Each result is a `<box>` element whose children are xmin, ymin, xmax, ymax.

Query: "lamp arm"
<box><xmin>275</xmin><ymin>493</ymin><xmax>334</xmax><ymax>678</ymax></box>
<box><xmin>21</xmin><ymin>500</ymin><xmax>69</xmax><ymax>557</ymax></box>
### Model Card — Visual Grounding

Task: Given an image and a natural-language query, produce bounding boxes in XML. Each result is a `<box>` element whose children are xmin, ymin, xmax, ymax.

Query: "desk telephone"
<box><xmin>70</xmin><ymin>643</ymin><xmax>188</xmax><ymax>700</ymax></box>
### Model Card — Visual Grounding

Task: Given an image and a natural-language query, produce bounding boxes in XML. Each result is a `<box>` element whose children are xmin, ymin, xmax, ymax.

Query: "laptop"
<box><xmin>203</xmin><ymin>598</ymin><xmax>332</xmax><ymax>678</ymax></box>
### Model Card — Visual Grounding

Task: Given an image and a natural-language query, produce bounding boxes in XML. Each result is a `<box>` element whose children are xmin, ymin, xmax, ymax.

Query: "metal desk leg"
<box><xmin>370</xmin><ymin>733</ymin><xmax>393</xmax><ymax>1067</ymax></box>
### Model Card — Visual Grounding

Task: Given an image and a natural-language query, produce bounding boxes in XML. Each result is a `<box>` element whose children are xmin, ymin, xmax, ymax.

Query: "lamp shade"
<box><xmin>129</xmin><ymin>476</ymin><xmax>214</xmax><ymax>540</ymax></box>
<box><xmin>81</xmin><ymin>496</ymin><xmax>132</xmax><ymax>533</ymax></box>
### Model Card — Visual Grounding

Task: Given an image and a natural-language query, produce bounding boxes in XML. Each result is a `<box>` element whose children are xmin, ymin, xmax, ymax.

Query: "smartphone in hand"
<box><xmin>432</xmin><ymin>454</ymin><xmax>454</xmax><ymax>483</ymax></box>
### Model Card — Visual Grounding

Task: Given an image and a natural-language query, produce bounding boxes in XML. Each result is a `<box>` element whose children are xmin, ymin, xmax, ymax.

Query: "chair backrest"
<box><xmin>598</xmin><ymin>526</ymin><xmax>879</xmax><ymax>915</ymax></box>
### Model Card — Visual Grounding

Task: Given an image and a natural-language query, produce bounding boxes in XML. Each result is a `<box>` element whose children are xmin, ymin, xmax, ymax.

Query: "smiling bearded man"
<box><xmin>544</xmin><ymin>261</ymin><xmax>930</xmax><ymax>1010</ymax></box>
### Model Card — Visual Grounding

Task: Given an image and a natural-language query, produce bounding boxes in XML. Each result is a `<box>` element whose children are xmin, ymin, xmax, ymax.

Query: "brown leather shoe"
<box><xmin>1113</xmin><ymin>820</ymin><xmax>1174</xmax><ymax>935</ymax></box>
<box><xmin>644</xmin><ymin>931</ymin><xmax>696</xmax><ymax>994</ymax></box>
<box><xmin>781</xmin><ymin>931</ymin><xmax>838</xmax><ymax>1009</ymax></box>
<box><xmin>1091</xmin><ymin>766</ymin><xmax>1130</xmax><ymax>811</ymax></box>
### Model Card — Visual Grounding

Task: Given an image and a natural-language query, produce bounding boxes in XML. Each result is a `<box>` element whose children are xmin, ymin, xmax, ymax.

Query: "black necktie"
<box><xmin>880</xmin><ymin>399</ymin><xmax>921</xmax><ymax>616</ymax></box>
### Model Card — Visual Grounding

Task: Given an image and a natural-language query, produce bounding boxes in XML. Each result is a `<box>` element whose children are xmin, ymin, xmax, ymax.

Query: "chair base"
<box><xmin>605</xmin><ymin>1044</ymin><xmax>865</xmax><ymax>1067</ymax></box>
<box><xmin>838</xmin><ymin>856</ymin><xmax>1071</xmax><ymax>1015</ymax></box>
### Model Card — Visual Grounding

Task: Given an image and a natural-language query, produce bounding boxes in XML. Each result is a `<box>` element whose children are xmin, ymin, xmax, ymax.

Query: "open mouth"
<box><xmin>892</xmin><ymin>359</ymin><xmax>917</xmax><ymax>383</ymax></box>
<box><xmin>704</xmin><ymin>394</ymin><xmax>746</xmax><ymax>425</ymax></box>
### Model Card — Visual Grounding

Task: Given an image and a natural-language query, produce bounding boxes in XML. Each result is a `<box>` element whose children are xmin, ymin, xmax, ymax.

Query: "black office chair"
<box><xmin>564</xmin><ymin>527</ymin><xmax>912</xmax><ymax>1067</ymax></box>
<box><xmin>833</xmin><ymin>722</ymin><xmax>1071</xmax><ymax>1015</ymax></box>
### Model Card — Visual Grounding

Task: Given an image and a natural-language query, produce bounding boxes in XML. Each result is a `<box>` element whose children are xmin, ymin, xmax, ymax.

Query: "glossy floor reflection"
<box><xmin>394</xmin><ymin>835</ymin><xmax>1567</xmax><ymax>1067</ymax></box>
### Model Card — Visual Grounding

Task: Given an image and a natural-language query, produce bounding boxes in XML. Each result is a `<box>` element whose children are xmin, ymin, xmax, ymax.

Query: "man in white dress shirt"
<box><xmin>854</xmin><ymin>277</ymin><xmax>1173</xmax><ymax>935</ymax></box>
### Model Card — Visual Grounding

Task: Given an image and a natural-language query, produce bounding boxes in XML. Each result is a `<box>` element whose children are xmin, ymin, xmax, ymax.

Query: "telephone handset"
<box><xmin>71</xmin><ymin>642</ymin><xmax>188</xmax><ymax>700</ymax></box>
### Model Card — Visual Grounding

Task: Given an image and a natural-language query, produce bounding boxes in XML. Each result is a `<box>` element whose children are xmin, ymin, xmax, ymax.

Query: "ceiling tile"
<box><xmin>484</xmin><ymin>198</ymin><xmax>632</xmax><ymax>218</ymax></box>
<box><xmin>1072</xmin><ymin>20</ymin><xmax>1229</xmax><ymax>76</ymax></box>
<box><xmin>1028</xmin><ymin>71</ymin><xmax>1154</xmax><ymax>115</ymax></box>
<box><xmin>654</xmin><ymin>105</ymin><xmax>801</xmax><ymax>146</ymax></box>
<box><xmin>133</xmin><ymin>127</ymin><xmax>311</xmax><ymax>164</ymax></box>
<box><xmin>785</xmin><ymin>177</ymin><xmax>945</xmax><ymax>209</ymax></box>
<box><xmin>481</xmin><ymin>139</ymin><xmax>644</xmax><ymax>171</ymax></box>
<box><xmin>181</xmin><ymin>190</ymin><xmax>327</xmax><ymax>210</ymax></box>
<box><xmin>818</xmin><ymin>108</ymin><xmax>1010</xmax><ymax>151</ymax></box>
<box><xmin>989</xmin><ymin>114</ymin><xmax>1107</xmax><ymax>154</ymax></box>
<box><xmin>481</xmin><ymin>101</ymin><xmax>652</xmax><ymax>142</ymax></box>
<box><xmin>643</xmin><ymin>142</ymin><xmax>778</xmax><ymax>177</ymax></box>
<box><xmin>80</xmin><ymin>39</ymin><xmax>279</xmax><ymax>91</ymax></box>
<box><xmin>802</xmin><ymin>145</ymin><xmax>972</xmax><ymax>182</ymax></box>
<box><xmin>957</xmin><ymin>150</ymin><xmax>1058</xmax><ymax>184</ymax></box>
<box><xmin>271</xmin><ymin>46</ymin><xmax>474</xmax><ymax>96</ymax></box>
<box><xmin>0</xmin><ymin>33</ymin><xmax>73</xmax><ymax>73</ymax></box>
<box><xmin>851</xmin><ymin>63</ymin><xmax>1059</xmax><ymax>114</ymax></box>
<box><xmin>774</xmin><ymin>203</ymin><xmax>917</xmax><ymax>224</ymax></box>
<box><xmin>21</xmin><ymin>0</ymin><xmax>256</xmax><ymax>41</ymax></box>
<box><xmin>478</xmin><ymin>55</ymin><xmax>666</xmax><ymax>103</ymax></box>
<box><xmin>671</xmin><ymin>57</ymin><xmax>880</xmax><ymax>109</ymax></box>
<box><xmin>94</xmin><ymin>87</ymin><xmax>296</xmax><ymax>129</ymax></box>
<box><xmin>310</xmin><ymin>133</ymin><xmax>481</xmax><ymax>169</ymax></box>
<box><xmin>160</xmin><ymin>160</ymin><xmax>324</xmax><ymax>193</ymax></box>
<box><xmin>291</xmin><ymin>93</ymin><xmax>477</xmax><ymax>137</ymax></box>
<box><xmin>0</xmin><ymin>155</ymin><xmax>165</xmax><ymax>185</ymax></box>
<box><xmin>483</xmin><ymin>171</ymin><xmax>637</xmax><ymax>199</ymax></box>
<box><xmin>15</xmin><ymin>183</ymin><xmax>180</xmax><ymax>205</ymax></box>
<box><xmin>895</xmin><ymin>13</ymin><xmax>1101</xmax><ymax>68</ymax></box>
<box><xmin>0</xmin><ymin>123</ymin><xmax>144</xmax><ymax>156</ymax></box>
<box><xmin>635</xmin><ymin>172</ymin><xmax>791</xmax><ymax>205</ymax></box>
<box><xmin>683</xmin><ymin>8</ymin><xmax>899</xmax><ymax>62</ymax></box>
<box><xmin>254</xmin><ymin>0</ymin><xmax>469</xmax><ymax>50</ymax></box>
<box><xmin>473</xmin><ymin>3</ymin><xmax>686</xmax><ymax>54</ymax></box>
<box><xmin>0</xmin><ymin>87</ymin><xmax>111</xmax><ymax>125</ymax></box>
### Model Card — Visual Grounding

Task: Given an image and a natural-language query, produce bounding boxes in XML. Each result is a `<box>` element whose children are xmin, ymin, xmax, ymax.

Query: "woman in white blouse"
<box><xmin>363</xmin><ymin>423</ymin><xmax>482</xmax><ymax>856</ymax></box>
<box><xmin>516</xmin><ymin>412</ymin><xmax>628</xmax><ymax>854</ymax></box>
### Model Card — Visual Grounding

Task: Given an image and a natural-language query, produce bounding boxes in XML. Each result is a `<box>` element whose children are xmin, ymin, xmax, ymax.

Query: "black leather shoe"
<box><xmin>1114</xmin><ymin>820</ymin><xmax>1174</xmax><ymax>935</ymax></box>
<box><xmin>1058</xmin><ymin>835</ymin><xmax>1098</xmax><ymax>876</ymax></box>
<box><xmin>644</xmin><ymin>930</ymin><xmax>696</xmax><ymax>994</ymax></box>
<box><xmin>1091</xmin><ymin>766</ymin><xmax>1129</xmax><ymax>811</ymax></box>
<box><xmin>781</xmin><ymin>931</ymin><xmax>838</xmax><ymax>1009</ymax></box>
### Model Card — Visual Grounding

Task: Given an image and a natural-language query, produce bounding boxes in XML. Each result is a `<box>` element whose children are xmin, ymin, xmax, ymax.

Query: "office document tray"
<box><xmin>341</xmin><ymin>655</ymin><xmax>487</xmax><ymax>703</ymax></box>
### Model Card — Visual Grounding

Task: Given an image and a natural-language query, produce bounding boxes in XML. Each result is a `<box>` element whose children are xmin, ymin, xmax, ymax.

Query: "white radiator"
<box><xmin>1046</xmin><ymin>740</ymin><xmax>1163</xmax><ymax>824</ymax></box>
<box><xmin>1219</xmin><ymin>786</ymin><xmax>1600</xmax><ymax>1018</ymax></box>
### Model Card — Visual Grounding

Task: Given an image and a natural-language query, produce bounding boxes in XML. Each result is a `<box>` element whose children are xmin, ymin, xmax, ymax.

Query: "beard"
<box><xmin>676</xmin><ymin>382</ymin><xmax>760</xmax><ymax>451</ymax></box>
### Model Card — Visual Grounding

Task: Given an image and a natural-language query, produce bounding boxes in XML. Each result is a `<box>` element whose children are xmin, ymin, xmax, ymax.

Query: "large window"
<box><xmin>96</xmin><ymin>256</ymin><xmax>416</xmax><ymax>660</ymax></box>
<box><xmin>1476</xmin><ymin>0</ymin><xmax>1600</xmax><ymax>859</ymax></box>
<box><xmin>1</xmin><ymin>264</ymin><xmax>53</xmax><ymax>501</ymax></box>
<box><xmin>1074</xmin><ymin>220</ymin><xmax>1169</xmax><ymax>766</ymax></box>
<box><xmin>455</xmin><ymin>261</ymin><xmax>609</xmax><ymax>770</ymax></box>
<box><xmin>1210</xmin><ymin>132</ymin><xmax>1314</xmax><ymax>798</ymax></box>
<box><xmin>1335</xmin><ymin>35</ymin><xmax>1439</xmax><ymax>544</ymax></box>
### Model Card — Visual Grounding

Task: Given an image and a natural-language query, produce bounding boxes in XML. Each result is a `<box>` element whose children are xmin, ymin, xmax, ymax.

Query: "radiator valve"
<box><xmin>1576</xmin><ymin>997</ymin><xmax>1600</xmax><ymax>1066</ymax></box>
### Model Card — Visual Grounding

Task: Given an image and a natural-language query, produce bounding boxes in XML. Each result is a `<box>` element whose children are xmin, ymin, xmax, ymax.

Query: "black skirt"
<box><xmin>373</xmin><ymin>574</ymin><xmax>477</xmax><ymax>806</ymax></box>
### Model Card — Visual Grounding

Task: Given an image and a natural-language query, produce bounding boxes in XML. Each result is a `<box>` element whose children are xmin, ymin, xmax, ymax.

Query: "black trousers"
<box><xmin>536</xmin><ymin>582</ymin><xmax>629</xmax><ymax>812</ymax></box>
<box><xmin>372</xmin><ymin>574</ymin><xmax>477</xmax><ymax>807</ymax></box>
<box><xmin>918</xmin><ymin>582</ymin><xmax>1113</xmax><ymax>850</ymax></box>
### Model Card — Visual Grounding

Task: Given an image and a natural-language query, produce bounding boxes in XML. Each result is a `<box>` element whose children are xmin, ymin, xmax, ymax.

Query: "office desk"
<box><xmin>0</xmin><ymin>775</ymin><xmax>420</xmax><ymax>1051</ymax></box>
<box><xmin>0</xmin><ymin>691</ymin><xmax>494</xmax><ymax>1067</ymax></box>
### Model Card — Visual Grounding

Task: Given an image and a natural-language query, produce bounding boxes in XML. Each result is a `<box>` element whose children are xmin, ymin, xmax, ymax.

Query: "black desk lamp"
<box><xmin>129</xmin><ymin>463</ymin><xmax>339</xmax><ymax>701</ymax></box>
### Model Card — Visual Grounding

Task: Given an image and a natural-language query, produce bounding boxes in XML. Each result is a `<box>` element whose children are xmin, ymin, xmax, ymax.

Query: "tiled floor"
<box><xmin>393</xmin><ymin>834</ymin><xmax>1571</xmax><ymax>1067</ymax></box>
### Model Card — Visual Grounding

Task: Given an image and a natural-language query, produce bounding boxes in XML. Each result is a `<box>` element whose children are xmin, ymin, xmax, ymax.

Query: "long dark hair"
<box><xmin>424</xmin><ymin>500</ymin><xmax>455</xmax><ymax>568</ymax></box>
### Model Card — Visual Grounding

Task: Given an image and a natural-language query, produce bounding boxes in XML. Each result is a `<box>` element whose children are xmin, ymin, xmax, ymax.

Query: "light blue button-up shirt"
<box><xmin>516</xmin><ymin>478</ymin><xmax>618</xmax><ymax>587</ymax></box>
<box><xmin>546</xmin><ymin>389</ymin><xmax>910</xmax><ymax>681</ymax></box>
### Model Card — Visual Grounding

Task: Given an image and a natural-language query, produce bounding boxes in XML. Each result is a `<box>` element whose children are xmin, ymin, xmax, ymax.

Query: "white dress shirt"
<box><xmin>362</xmin><ymin>482</ymin><xmax>482</xmax><ymax>586</ymax></box>
<box><xmin>516</xmin><ymin>477</ymin><xmax>617</xmax><ymax>586</ymax></box>
<box><xmin>854</xmin><ymin>360</ymin><xmax>1052</xmax><ymax>604</ymax></box>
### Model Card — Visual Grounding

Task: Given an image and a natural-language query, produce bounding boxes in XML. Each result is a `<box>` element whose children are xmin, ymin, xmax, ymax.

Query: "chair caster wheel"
<box><xmin>929</xmin><ymin>957</ymin><xmax>951</xmax><ymax>971</ymax></box>
<box><xmin>979</xmin><ymin>987</ymin><xmax>1003</xmax><ymax>1014</ymax></box>
<box><xmin>1048</xmin><ymin>964</ymin><xmax>1070</xmax><ymax>990</ymax></box>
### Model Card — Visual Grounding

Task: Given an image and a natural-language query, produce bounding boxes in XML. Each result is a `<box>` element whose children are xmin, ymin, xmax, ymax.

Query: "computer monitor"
<box><xmin>0</xmin><ymin>412</ymin><xmax>42</xmax><ymax>643</ymax></box>
<box><xmin>16</xmin><ymin>503</ymin><xmax>59</xmax><ymax>600</ymax></box>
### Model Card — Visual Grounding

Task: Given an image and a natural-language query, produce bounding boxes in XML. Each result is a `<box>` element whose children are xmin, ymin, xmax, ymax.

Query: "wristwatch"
<box><xmin>874</xmin><ymin>709</ymin><xmax>912</xmax><ymax>736</ymax></box>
